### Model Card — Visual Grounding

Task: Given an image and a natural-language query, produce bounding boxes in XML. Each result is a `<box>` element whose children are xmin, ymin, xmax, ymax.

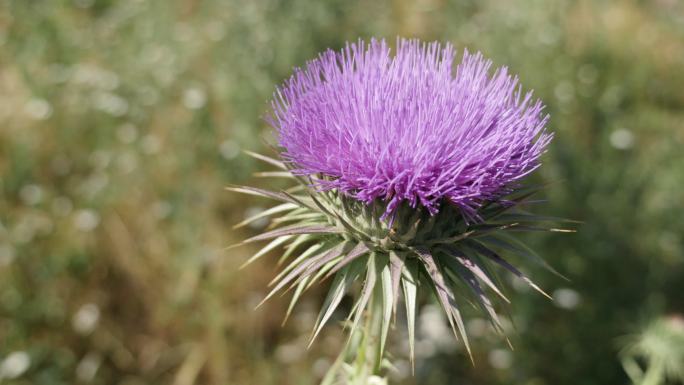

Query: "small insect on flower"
<box><xmin>230</xmin><ymin>38</ymin><xmax>574</xmax><ymax>383</ymax></box>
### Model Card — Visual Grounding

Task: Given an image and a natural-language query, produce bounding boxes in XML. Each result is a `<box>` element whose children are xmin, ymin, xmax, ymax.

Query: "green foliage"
<box><xmin>620</xmin><ymin>316</ymin><xmax>684</xmax><ymax>385</ymax></box>
<box><xmin>0</xmin><ymin>0</ymin><xmax>683</xmax><ymax>384</ymax></box>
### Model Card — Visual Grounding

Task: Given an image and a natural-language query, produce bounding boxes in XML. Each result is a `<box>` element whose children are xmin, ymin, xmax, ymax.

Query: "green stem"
<box><xmin>640</xmin><ymin>358</ymin><xmax>664</xmax><ymax>385</ymax></box>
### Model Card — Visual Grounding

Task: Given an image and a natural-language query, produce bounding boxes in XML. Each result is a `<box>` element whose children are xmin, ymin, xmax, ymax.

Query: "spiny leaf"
<box><xmin>347</xmin><ymin>254</ymin><xmax>378</xmax><ymax>340</ymax></box>
<box><xmin>260</xmin><ymin>244</ymin><xmax>337</xmax><ymax>306</ymax></box>
<box><xmin>225</xmin><ymin>185</ymin><xmax>295</xmax><ymax>204</ymax></box>
<box><xmin>426</xmin><ymin>222</ymin><xmax>503</xmax><ymax>245</ymax></box>
<box><xmin>309</xmin><ymin>262</ymin><xmax>363</xmax><ymax>346</ymax></box>
<box><xmin>278</xmin><ymin>233</ymin><xmax>314</xmax><ymax>264</ymax></box>
<box><xmin>304</xmin><ymin>257</ymin><xmax>344</xmax><ymax>291</ymax></box>
<box><xmin>479</xmin><ymin>188</ymin><xmax>542</xmax><ymax>218</ymax></box>
<box><xmin>414</xmin><ymin>247</ymin><xmax>472</xmax><ymax>362</ymax></box>
<box><xmin>242</xmin><ymin>224</ymin><xmax>342</xmax><ymax>243</ymax></box>
<box><xmin>233</xmin><ymin>202</ymin><xmax>298</xmax><ymax>229</ymax></box>
<box><xmin>468</xmin><ymin>239</ymin><xmax>553</xmax><ymax>300</ymax></box>
<box><xmin>402</xmin><ymin>261</ymin><xmax>418</xmax><ymax>372</ymax></box>
<box><xmin>239</xmin><ymin>235</ymin><xmax>292</xmax><ymax>269</ymax></box>
<box><xmin>378</xmin><ymin>256</ymin><xmax>393</xmax><ymax>358</ymax></box>
<box><xmin>441</xmin><ymin>246</ymin><xmax>510</xmax><ymax>303</ymax></box>
<box><xmin>480</xmin><ymin>234</ymin><xmax>568</xmax><ymax>280</ymax></box>
<box><xmin>253</xmin><ymin>171</ymin><xmax>294</xmax><ymax>178</ymax></box>
<box><xmin>282</xmin><ymin>276</ymin><xmax>309</xmax><ymax>326</ymax></box>
<box><xmin>393</xmin><ymin>217</ymin><xmax>421</xmax><ymax>243</ymax></box>
<box><xmin>322</xmin><ymin>242</ymin><xmax>370</xmax><ymax>280</ymax></box>
<box><xmin>269</xmin><ymin>243</ymin><xmax>325</xmax><ymax>286</ymax></box>
<box><xmin>442</xmin><ymin>255</ymin><xmax>505</xmax><ymax>334</ymax></box>
<box><xmin>307</xmin><ymin>190</ymin><xmax>337</xmax><ymax>217</ymax></box>
<box><xmin>281</xmin><ymin>190</ymin><xmax>318</xmax><ymax>211</ymax></box>
<box><xmin>271</xmin><ymin>212</ymin><xmax>325</xmax><ymax>226</ymax></box>
<box><xmin>296</xmin><ymin>242</ymin><xmax>350</xmax><ymax>284</ymax></box>
<box><xmin>492</xmin><ymin>212</ymin><xmax>581</xmax><ymax>224</ymax></box>
<box><xmin>503</xmin><ymin>225</ymin><xmax>576</xmax><ymax>233</ymax></box>
<box><xmin>312</xmin><ymin>192</ymin><xmax>372</xmax><ymax>240</ymax></box>
<box><xmin>243</xmin><ymin>150</ymin><xmax>286</xmax><ymax>169</ymax></box>
<box><xmin>389</xmin><ymin>251</ymin><xmax>405</xmax><ymax>320</ymax></box>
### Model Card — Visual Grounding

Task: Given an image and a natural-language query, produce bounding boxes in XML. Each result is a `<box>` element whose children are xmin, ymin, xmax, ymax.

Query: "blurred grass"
<box><xmin>0</xmin><ymin>0</ymin><xmax>683</xmax><ymax>384</ymax></box>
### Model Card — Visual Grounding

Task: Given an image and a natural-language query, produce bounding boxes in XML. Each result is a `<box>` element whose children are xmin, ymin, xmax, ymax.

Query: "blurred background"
<box><xmin>1</xmin><ymin>0</ymin><xmax>683</xmax><ymax>384</ymax></box>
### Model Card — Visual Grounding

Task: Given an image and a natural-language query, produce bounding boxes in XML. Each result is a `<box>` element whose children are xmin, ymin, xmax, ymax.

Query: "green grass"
<box><xmin>1</xmin><ymin>0</ymin><xmax>683</xmax><ymax>384</ymax></box>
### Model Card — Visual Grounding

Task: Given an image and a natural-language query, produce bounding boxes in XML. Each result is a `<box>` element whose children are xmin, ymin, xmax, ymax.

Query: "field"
<box><xmin>1</xmin><ymin>1</ymin><xmax>683</xmax><ymax>384</ymax></box>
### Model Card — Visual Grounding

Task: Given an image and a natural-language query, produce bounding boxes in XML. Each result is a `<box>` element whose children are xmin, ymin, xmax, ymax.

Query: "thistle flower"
<box><xmin>231</xmin><ymin>38</ymin><xmax>571</xmax><ymax>383</ymax></box>
<box><xmin>271</xmin><ymin>38</ymin><xmax>552</xmax><ymax>219</ymax></box>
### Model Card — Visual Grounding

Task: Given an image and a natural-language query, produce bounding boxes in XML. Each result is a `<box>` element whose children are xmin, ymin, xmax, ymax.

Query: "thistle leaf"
<box><xmin>389</xmin><ymin>251</ymin><xmax>405</xmax><ymax>320</ymax></box>
<box><xmin>239</xmin><ymin>235</ymin><xmax>292</xmax><ymax>269</ymax></box>
<box><xmin>278</xmin><ymin>233</ymin><xmax>314</xmax><ymax>264</ymax></box>
<box><xmin>225</xmin><ymin>185</ymin><xmax>295</xmax><ymax>204</ymax></box>
<box><xmin>281</xmin><ymin>190</ymin><xmax>318</xmax><ymax>211</ymax></box>
<box><xmin>233</xmin><ymin>202</ymin><xmax>298</xmax><ymax>229</ymax></box>
<box><xmin>441</xmin><ymin>246</ymin><xmax>510</xmax><ymax>303</ymax></box>
<box><xmin>414</xmin><ymin>247</ymin><xmax>472</xmax><ymax>361</ymax></box>
<box><xmin>269</xmin><ymin>243</ymin><xmax>324</xmax><ymax>286</ymax></box>
<box><xmin>312</xmin><ymin>193</ymin><xmax>372</xmax><ymax>240</ymax></box>
<box><xmin>347</xmin><ymin>254</ymin><xmax>377</xmax><ymax>340</ymax></box>
<box><xmin>479</xmin><ymin>188</ymin><xmax>542</xmax><ymax>219</ymax></box>
<box><xmin>322</xmin><ymin>242</ymin><xmax>370</xmax><ymax>280</ymax></box>
<box><xmin>254</xmin><ymin>171</ymin><xmax>294</xmax><ymax>178</ymax></box>
<box><xmin>479</xmin><ymin>234</ymin><xmax>567</xmax><ymax>280</ymax></box>
<box><xmin>242</xmin><ymin>224</ymin><xmax>342</xmax><ymax>243</ymax></box>
<box><xmin>378</xmin><ymin>256</ymin><xmax>393</xmax><ymax>357</ymax></box>
<box><xmin>260</xmin><ymin>244</ymin><xmax>338</xmax><ymax>306</ymax></box>
<box><xmin>442</xmin><ymin>254</ymin><xmax>505</xmax><ymax>334</ymax></box>
<box><xmin>306</xmin><ymin>191</ymin><xmax>337</xmax><ymax>217</ymax></box>
<box><xmin>304</xmin><ymin>257</ymin><xmax>344</xmax><ymax>291</ymax></box>
<box><xmin>468</xmin><ymin>239</ymin><xmax>553</xmax><ymax>299</ymax></box>
<box><xmin>297</xmin><ymin>242</ymin><xmax>350</xmax><ymax>283</ymax></box>
<box><xmin>243</xmin><ymin>150</ymin><xmax>287</xmax><ymax>169</ymax></box>
<box><xmin>492</xmin><ymin>212</ymin><xmax>581</xmax><ymax>224</ymax></box>
<box><xmin>310</xmin><ymin>262</ymin><xmax>363</xmax><ymax>346</ymax></box>
<box><xmin>503</xmin><ymin>225</ymin><xmax>576</xmax><ymax>233</ymax></box>
<box><xmin>271</xmin><ymin>212</ymin><xmax>325</xmax><ymax>226</ymax></box>
<box><xmin>402</xmin><ymin>261</ymin><xmax>418</xmax><ymax>372</ymax></box>
<box><xmin>282</xmin><ymin>276</ymin><xmax>310</xmax><ymax>326</ymax></box>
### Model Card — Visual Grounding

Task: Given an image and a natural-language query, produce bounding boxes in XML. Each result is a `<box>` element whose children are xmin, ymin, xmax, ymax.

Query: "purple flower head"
<box><xmin>270</xmin><ymin>38</ymin><xmax>552</xmax><ymax>219</ymax></box>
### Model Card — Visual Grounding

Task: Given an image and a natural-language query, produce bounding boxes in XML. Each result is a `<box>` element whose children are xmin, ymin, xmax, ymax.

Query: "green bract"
<box><xmin>231</xmin><ymin>151</ymin><xmax>574</xmax><ymax>382</ymax></box>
